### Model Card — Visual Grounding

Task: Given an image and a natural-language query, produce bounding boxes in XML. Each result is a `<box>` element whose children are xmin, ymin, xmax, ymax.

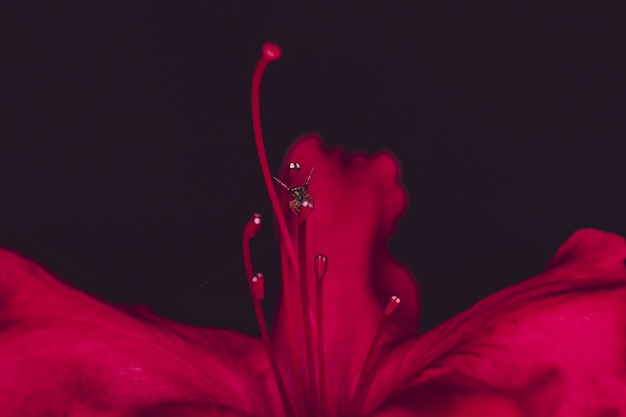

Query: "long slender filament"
<box><xmin>316</xmin><ymin>274</ymin><xmax>330</xmax><ymax>417</ymax></box>
<box><xmin>298</xmin><ymin>220</ymin><xmax>318</xmax><ymax>415</ymax></box>
<box><xmin>348</xmin><ymin>296</ymin><xmax>401</xmax><ymax>417</ymax></box>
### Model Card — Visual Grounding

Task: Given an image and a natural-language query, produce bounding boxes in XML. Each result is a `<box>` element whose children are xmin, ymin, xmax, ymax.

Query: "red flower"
<box><xmin>2</xmin><ymin>43</ymin><xmax>626</xmax><ymax>417</ymax></box>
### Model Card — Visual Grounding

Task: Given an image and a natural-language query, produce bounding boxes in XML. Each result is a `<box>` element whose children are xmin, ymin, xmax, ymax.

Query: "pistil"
<box><xmin>251</xmin><ymin>42</ymin><xmax>306</xmax><ymax>414</ymax></box>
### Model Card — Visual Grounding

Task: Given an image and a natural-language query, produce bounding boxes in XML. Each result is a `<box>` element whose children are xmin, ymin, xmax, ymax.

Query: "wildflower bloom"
<box><xmin>1</xmin><ymin>43</ymin><xmax>626</xmax><ymax>417</ymax></box>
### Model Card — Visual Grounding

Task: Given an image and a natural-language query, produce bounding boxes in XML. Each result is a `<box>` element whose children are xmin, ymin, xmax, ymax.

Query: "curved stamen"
<box><xmin>242</xmin><ymin>215</ymin><xmax>295</xmax><ymax>417</ymax></box>
<box><xmin>348</xmin><ymin>296</ymin><xmax>401</xmax><ymax>417</ymax></box>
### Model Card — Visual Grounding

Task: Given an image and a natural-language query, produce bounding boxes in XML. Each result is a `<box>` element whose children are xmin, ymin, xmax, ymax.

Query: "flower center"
<box><xmin>243</xmin><ymin>42</ymin><xmax>401</xmax><ymax>417</ymax></box>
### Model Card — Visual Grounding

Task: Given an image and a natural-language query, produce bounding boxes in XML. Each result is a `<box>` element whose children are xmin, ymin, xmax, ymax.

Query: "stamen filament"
<box><xmin>243</xmin><ymin>215</ymin><xmax>295</xmax><ymax>417</ymax></box>
<box><xmin>298</xmin><ymin>219</ymin><xmax>318</xmax><ymax>415</ymax></box>
<box><xmin>251</xmin><ymin>42</ymin><xmax>306</xmax><ymax>414</ymax></box>
<box><xmin>348</xmin><ymin>296</ymin><xmax>401</xmax><ymax>417</ymax></box>
<box><xmin>315</xmin><ymin>254</ymin><xmax>330</xmax><ymax>417</ymax></box>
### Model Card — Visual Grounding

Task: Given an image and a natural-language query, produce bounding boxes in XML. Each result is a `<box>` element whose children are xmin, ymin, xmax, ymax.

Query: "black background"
<box><xmin>2</xmin><ymin>2</ymin><xmax>625</xmax><ymax>333</ymax></box>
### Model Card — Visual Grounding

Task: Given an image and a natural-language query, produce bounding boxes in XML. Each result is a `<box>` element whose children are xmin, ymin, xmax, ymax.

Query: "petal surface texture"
<box><xmin>369</xmin><ymin>228</ymin><xmax>626</xmax><ymax>417</ymax></box>
<box><xmin>271</xmin><ymin>135</ymin><xmax>420</xmax><ymax>410</ymax></box>
<box><xmin>0</xmin><ymin>249</ymin><xmax>277</xmax><ymax>417</ymax></box>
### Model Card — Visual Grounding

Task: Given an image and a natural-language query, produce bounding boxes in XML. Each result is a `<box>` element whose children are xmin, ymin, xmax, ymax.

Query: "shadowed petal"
<box><xmin>116</xmin><ymin>402</ymin><xmax>259</xmax><ymax>417</ymax></box>
<box><xmin>0</xmin><ymin>249</ymin><xmax>277</xmax><ymax>416</ymax></box>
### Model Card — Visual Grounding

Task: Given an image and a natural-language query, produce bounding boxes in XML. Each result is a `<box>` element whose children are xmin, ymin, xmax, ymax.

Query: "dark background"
<box><xmin>2</xmin><ymin>2</ymin><xmax>625</xmax><ymax>333</ymax></box>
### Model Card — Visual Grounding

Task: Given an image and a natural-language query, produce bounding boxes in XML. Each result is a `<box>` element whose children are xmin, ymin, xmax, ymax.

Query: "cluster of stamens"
<box><xmin>243</xmin><ymin>42</ymin><xmax>401</xmax><ymax>417</ymax></box>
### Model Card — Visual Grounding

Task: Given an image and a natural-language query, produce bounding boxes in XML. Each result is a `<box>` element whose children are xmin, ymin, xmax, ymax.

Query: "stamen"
<box><xmin>250</xmin><ymin>272</ymin><xmax>265</xmax><ymax>301</ymax></box>
<box><xmin>242</xmin><ymin>214</ymin><xmax>262</xmax><ymax>278</ymax></box>
<box><xmin>286</xmin><ymin>162</ymin><xmax>301</xmax><ymax>185</ymax></box>
<box><xmin>384</xmin><ymin>295</ymin><xmax>401</xmax><ymax>317</ymax></box>
<box><xmin>298</xmin><ymin>220</ymin><xmax>318</xmax><ymax>415</ymax></box>
<box><xmin>242</xmin><ymin>215</ymin><xmax>295</xmax><ymax>417</ymax></box>
<box><xmin>315</xmin><ymin>254</ymin><xmax>330</xmax><ymax>417</ymax></box>
<box><xmin>348</xmin><ymin>296</ymin><xmax>402</xmax><ymax>417</ymax></box>
<box><xmin>251</xmin><ymin>43</ymin><xmax>305</xmax><ymax>413</ymax></box>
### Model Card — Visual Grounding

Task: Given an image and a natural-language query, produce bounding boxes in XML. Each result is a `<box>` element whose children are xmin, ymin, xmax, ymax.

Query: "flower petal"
<box><xmin>0</xmin><ymin>249</ymin><xmax>278</xmax><ymax>416</ymax></box>
<box><xmin>271</xmin><ymin>135</ymin><xmax>419</xmax><ymax>405</ymax></box>
<box><xmin>371</xmin><ymin>379</ymin><xmax>526</xmax><ymax>417</ymax></box>
<box><xmin>117</xmin><ymin>402</ymin><xmax>258</xmax><ymax>417</ymax></box>
<box><xmin>368</xmin><ymin>228</ymin><xmax>626</xmax><ymax>416</ymax></box>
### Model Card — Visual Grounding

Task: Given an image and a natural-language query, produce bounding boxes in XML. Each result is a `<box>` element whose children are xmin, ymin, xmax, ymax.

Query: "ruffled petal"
<box><xmin>0</xmin><ymin>249</ymin><xmax>278</xmax><ymax>416</ymax></box>
<box><xmin>270</xmin><ymin>135</ymin><xmax>419</xmax><ymax>405</ymax></box>
<box><xmin>367</xmin><ymin>228</ymin><xmax>626</xmax><ymax>416</ymax></box>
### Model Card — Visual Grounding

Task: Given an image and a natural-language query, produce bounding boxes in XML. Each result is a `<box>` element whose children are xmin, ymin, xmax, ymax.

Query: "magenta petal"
<box><xmin>368</xmin><ymin>228</ymin><xmax>626</xmax><ymax>416</ymax></box>
<box><xmin>270</xmin><ymin>135</ymin><xmax>419</xmax><ymax>404</ymax></box>
<box><xmin>0</xmin><ymin>249</ymin><xmax>277</xmax><ymax>416</ymax></box>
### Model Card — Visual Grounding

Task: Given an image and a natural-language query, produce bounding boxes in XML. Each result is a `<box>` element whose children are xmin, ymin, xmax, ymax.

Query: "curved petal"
<box><xmin>271</xmin><ymin>135</ymin><xmax>419</xmax><ymax>406</ymax></box>
<box><xmin>371</xmin><ymin>379</ymin><xmax>526</xmax><ymax>417</ymax></box>
<box><xmin>0</xmin><ymin>249</ymin><xmax>278</xmax><ymax>416</ymax></box>
<box><xmin>368</xmin><ymin>228</ymin><xmax>626</xmax><ymax>416</ymax></box>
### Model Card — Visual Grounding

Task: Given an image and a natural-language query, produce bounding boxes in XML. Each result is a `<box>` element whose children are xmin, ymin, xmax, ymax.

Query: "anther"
<box><xmin>286</xmin><ymin>162</ymin><xmax>301</xmax><ymax>185</ymax></box>
<box><xmin>251</xmin><ymin>273</ymin><xmax>265</xmax><ymax>301</ymax></box>
<box><xmin>384</xmin><ymin>296</ymin><xmax>401</xmax><ymax>317</ymax></box>
<box><xmin>314</xmin><ymin>254</ymin><xmax>328</xmax><ymax>281</ymax></box>
<box><xmin>245</xmin><ymin>213</ymin><xmax>262</xmax><ymax>239</ymax></box>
